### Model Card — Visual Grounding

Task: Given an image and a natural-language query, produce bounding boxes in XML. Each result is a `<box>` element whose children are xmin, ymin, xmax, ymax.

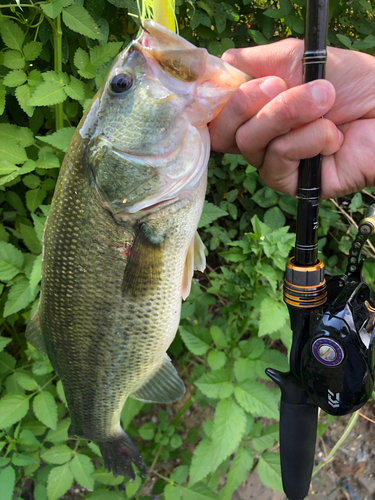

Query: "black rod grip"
<box><xmin>279</xmin><ymin>400</ymin><xmax>318</xmax><ymax>500</ymax></box>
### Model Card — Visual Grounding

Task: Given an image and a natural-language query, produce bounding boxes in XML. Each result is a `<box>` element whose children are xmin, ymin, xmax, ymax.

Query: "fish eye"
<box><xmin>110</xmin><ymin>73</ymin><xmax>133</xmax><ymax>94</ymax></box>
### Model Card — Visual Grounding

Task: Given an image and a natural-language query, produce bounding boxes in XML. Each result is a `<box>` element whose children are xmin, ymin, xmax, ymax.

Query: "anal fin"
<box><xmin>181</xmin><ymin>231</ymin><xmax>206</xmax><ymax>300</ymax></box>
<box><xmin>25</xmin><ymin>307</ymin><xmax>48</xmax><ymax>356</ymax></box>
<box><xmin>130</xmin><ymin>354</ymin><xmax>185</xmax><ymax>403</ymax></box>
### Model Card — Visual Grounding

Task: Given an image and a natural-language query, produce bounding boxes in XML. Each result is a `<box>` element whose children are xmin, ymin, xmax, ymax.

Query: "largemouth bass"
<box><xmin>26</xmin><ymin>21</ymin><xmax>249</xmax><ymax>478</ymax></box>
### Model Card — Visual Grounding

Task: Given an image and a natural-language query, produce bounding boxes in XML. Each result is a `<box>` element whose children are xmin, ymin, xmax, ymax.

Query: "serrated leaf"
<box><xmin>33</xmin><ymin>391</ymin><xmax>58</xmax><ymax>430</ymax></box>
<box><xmin>0</xmin><ymin>351</ymin><xmax>16</xmax><ymax>374</ymax></box>
<box><xmin>0</xmin><ymin>241</ymin><xmax>24</xmax><ymax>281</ymax></box>
<box><xmin>15</xmin><ymin>84</ymin><xmax>35</xmax><ymax>116</ymax></box>
<box><xmin>69</xmin><ymin>453</ymin><xmax>95</xmax><ymax>490</ymax></box>
<box><xmin>209</xmin><ymin>325</ymin><xmax>228</xmax><ymax>350</ymax></box>
<box><xmin>37</xmin><ymin>127</ymin><xmax>75</xmax><ymax>153</ymax></box>
<box><xmin>29</xmin><ymin>81</ymin><xmax>67</xmax><ymax>106</ymax></box>
<box><xmin>89</xmin><ymin>42</ymin><xmax>123</xmax><ymax>66</ymax></box>
<box><xmin>91</xmin><ymin>468</ymin><xmax>124</xmax><ymax>486</ymax></box>
<box><xmin>3</xmin><ymin>50</ymin><xmax>25</xmax><ymax>70</ymax></box>
<box><xmin>164</xmin><ymin>483</ymin><xmax>181</xmax><ymax>500</ymax></box>
<box><xmin>46</xmin><ymin>418</ymin><xmax>70</xmax><ymax>443</ymax></box>
<box><xmin>4</xmin><ymin>278</ymin><xmax>38</xmax><ymax>317</ymax></box>
<box><xmin>26</xmin><ymin>188</ymin><xmax>47</xmax><ymax>212</ymax></box>
<box><xmin>195</xmin><ymin>369</ymin><xmax>233</xmax><ymax>399</ymax></box>
<box><xmin>23</xmin><ymin>41</ymin><xmax>42</xmax><ymax>61</ymax></box>
<box><xmin>198</xmin><ymin>201</ymin><xmax>228</xmax><ymax>228</ymax></box>
<box><xmin>0</xmin><ymin>19</ymin><xmax>25</xmax><ymax>51</ymax></box>
<box><xmin>207</xmin><ymin>349</ymin><xmax>226</xmax><ymax>370</ymax></box>
<box><xmin>18</xmin><ymin>429</ymin><xmax>42</xmax><ymax>447</ymax></box>
<box><xmin>234</xmin><ymin>380</ymin><xmax>279</xmax><ymax>419</ymax></box>
<box><xmin>20</xmin><ymin>224</ymin><xmax>42</xmax><ymax>254</ymax></box>
<box><xmin>12</xmin><ymin>452</ymin><xmax>37</xmax><ymax>466</ymax></box>
<box><xmin>0</xmin><ymin>81</ymin><xmax>5</xmax><ymax>115</ymax></box>
<box><xmin>188</xmin><ymin>439</ymin><xmax>214</xmax><ymax>486</ymax></box>
<box><xmin>23</xmin><ymin>174</ymin><xmax>41</xmax><ymax>189</ymax></box>
<box><xmin>0</xmin><ymin>336</ymin><xmax>12</xmax><ymax>352</ymax></box>
<box><xmin>47</xmin><ymin>463</ymin><xmax>74</xmax><ymax>500</ymax></box>
<box><xmin>0</xmin><ymin>394</ymin><xmax>29</xmax><ymax>428</ymax></box>
<box><xmin>15</xmin><ymin>371</ymin><xmax>39</xmax><ymax>391</ymax></box>
<box><xmin>62</xmin><ymin>5</ymin><xmax>103</xmax><ymax>40</ymax></box>
<box><xmin>181</xmin><ymin>483</ymin><xmax>217</xmax><ymax>500</ymax></box>
<box><xmin>233</xmin><ymin>358</ymin><xmax>256</xmax><ymax>383</ymax></box>
<box><xmin>56</xmin><ymin>379</ymin><xmax>67</xmax><ymax>406</ymax></box>
<box><xmin>0</xmin><ymin>465</ymin><xmax>16</xmax><ymax>500</ymax></box>
<box><xmin>30</xmin><ymin>254</ymin><xmax>42</xmax><ymax>295</ymax></box>
<box><xmin>259</xmin><ymin>298</ymin><xmax>288</xmax><ymax>336</ymax></box>
<box><xmin>64</xmin><ymin>76</ymin><xmax>85</xmax><ymax>100</ymax></box>
<box><xmin>220</xmin><ymin>447</ymin><xmax>253</xmax><ymax>500</ymax></box>
<box><xmin>41</xmin><ymin>444</ymin><xmax>73</xmax><ymax>464</ymax></box>
<box><xmin>3</xmin><ymin>69</ymin><xmax>27</xmax><ymax>87</ymax></box>
<box><xmin>179</xmin><ymin>326</ymin><xmax>211</xmax><ymax>356</ymax></box>
<box><xmin>257</xmin><ymin>452</ymin><xmax>283</xmax><ymax>492</ymax></box>
<box><xmin>41</xmin><ymin>0</ymin><xmax>63</xmax><ymax>18</ymax></box>
<box><xmin>0</xmin><ymin>124</ymin><xmax>34</xmax><ymax>148</ymax></box>
<box><xmin>0</xmin><ymin>140</ymin><xmax>27</xmax><ymax>165</ymax></box>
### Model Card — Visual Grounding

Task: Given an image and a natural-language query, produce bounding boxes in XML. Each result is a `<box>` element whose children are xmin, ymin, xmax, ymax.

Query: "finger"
<box><xmin>259</xmin><ymin>118</ymin><xmax>344</xmax><ymax>196</ymax></box>
<box><xmin>222</xmin><ymin>38</ymin><xmax>304</xmax><ymax>87</ymax></box>
<box><xmin>235</xmin><ymin>79</ymin><xmax>336</xmax><ymax>169</ymax></box>
<box><xmin>210</xmin><ymin>76</ymin><xmax>288</xmax><ymax>153</ymax></box>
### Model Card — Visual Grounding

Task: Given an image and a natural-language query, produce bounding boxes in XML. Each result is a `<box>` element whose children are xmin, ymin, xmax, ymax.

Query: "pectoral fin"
<box><xmin>130</xmin><ymin>354</ymin><xmax>185</xmax><ymax>403</ymax></box>
<box><xmin>25</xmin><ymin>307</ymin><xmax>48</xmax><ymax>356</ymax></box>
<box><xmin>181</xmin><ymin>231</ymin><xmax>206</xmax><ymax>300</ymax></box>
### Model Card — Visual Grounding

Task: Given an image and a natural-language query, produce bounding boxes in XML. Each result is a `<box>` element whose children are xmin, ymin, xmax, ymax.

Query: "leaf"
<box><xmin>41</xmin><ymin>444</ymin><xmax>73</xmax><ymax>464</ymax></box>
<box><xmin>12</xmin><ymin>452</ymin><xmax>37</xmax><ymax>466</ymax></box>
<box><xmin>0</xmin><ymin>241</ymin><xmax>24</xmax><ymax>282</ymax></box>
<box><xmin>15</xmin><ymin>84</ymin><xmax>35</xmax><ymax>117</ymax></box>
<box><xmin>15</xmin><ymin>371</ymin><xmax>39</xmax><ymax>391</ymax></box>
<box><xmin>198</xmin><ymin>201</ymin><xmax>228</xmax><ymax>228</ymax></box>
<box><xmin>18</xmin><ymin>429</ymin><xmax>42</xmax><ymax>447</ymax></box>
<box><xmin>164</xmin><ymin>483</ymin><xmax>181</xmax><ymax>500</ymax></box>
<box><xmin>188</xmin><ymin>439</ymin><xmax>215</xmax><ymax>486</ymax></box>
<box><xmin>70</xmin><ymin>453</ymin><xmax>95</xmax><ymax>490</ymax></box>
<box><xmin>220</xmin><ymin>447</ymin><xmax>253</xmax><ymax>500</ymax></box>
<box><xmin>4</xmin><ymin>278</ymin><xmax>39</xmax><ymax>317</ymax></box>
<box><xmin>234</xmin><ymin>380</ymin><xmax>279</xmax><ymax>419</ymax></box>
<box><xmin>0</xmin><ymin>352</ymin><xmax>16</xmax><ymax>375</ymax></box>
<box><xmin>257</xmin><ymin>452</ymin><xmax>283</xmax><ymax>492</ymax></box>
<box><xmin>3</xmin><ymin>50</ymin><xmax>25</xmax><ymax>70</ymax></box>
<box><xmin>0</xmin><ymin>466</ymin><xmax>15</xmax><ymax>500</ymax></box>
<box><xmin>33</xmin><ymin>391</ymin><xmax>58</xmax><ymax>430</ymax></box>
<box><xmin>56</xmin><ymin>380</ymin><xmax>67</xmax><ymax>406</ymax></box>
<box><xmin>3</xmin><ymin>69</ymin><xmax>27</xmax><ymax>87</ymax></box>
<box><xmin>207</xmin><ymin>349</ymin><xmax>226</xmax><ymax>370</ymax></box>
<box><xmin>64</xmin><ymin>76</ymin><xmax>85</xmax><ymax>100</ymax></box>
<box><xmin>30</xmin><ymin>254</ymin><xmax>42</xmax><ymax>295</ymax></box>
<box><xmin>23</xmin><ymin>41</ymin><xmax>43</xmax><ymax>61</ymax></box>
<box><xmin>62</xmin><ymin>5</ymin><xmax>103</xmax><ymax>40</ymax></box>
<box><xmin>0</xmin><ymin>124</ymin><xmax>34</xmax><ymax>148</ymax></box>
<box><xmin>336</xmin><ymin>33</ymin><xmax>352</xmax><ymax>49</ymax></box>
<box><xmin>47</xmin><ymin>463</ymin><xmax>74</xmax><ymax>500</ymax></box>
<box><xmin>46</xmin><ymin>418</ymin><xmax>70</xmax><ymax>443</ymax></box>
<box><xmin>37</xmin><ymin>127</ymin><xmax>75</xmax><ymax>153</ymax></box>
<box><xmin>209</xmin><ymin>325</ymin><xmax>228</xmax><ymax>350</ymax></box>
<box><xmin>91</xmin><ymin>468</ymin><xmax>124</xmax><ymax>486</ymax></box>
<box><xmin>0</xmin><ymin>336</ymin><xmax>12</xmax><ymax>352</ymax></box>
<box><xmin>233</xmin><ymin>358</ymin><xmax>256</xmax><ymax>383</ymax></box>
<box><xmin>170</xmin><ymin>465</ymin><xmax>189</xmax><ymax>484</ymax></box>
<box><xmin>181</xmin><ymin>482</ymin><xmax>217</xmax><ymax>500</ymax></box>
<box><xmin>0</xmin><ymin>140</ymin><xmax>27</xmax><ymax>165</ymax></box>
<box><xmin>0</xmin><ymin>19</ymin><xmax>25</xmax><ymax>51</ymax></box>
<box><xmin>20</xmin><ymin>224</ymin><xmax>42</xmax><ymax>254</ymax></box>
<box><xmin>37</xmin><ymin>148</ymin><xmax>60</xmax><ymax>170</ymax></box>
<box><xmin>26</xmin><ymin>188</ymin><xmax>47</xmax><ymax>212</ymax></box>
<box><xmin>89</xmin><ymin>42</ymin><xmax>123</xmax><ymax>66</ymax></box>
<box><xmin>29</xmin><ymin>82</ymin><xmax>67</xmax><ymax>106</ymax></box>
<box><xmin>179</xmin><ymin>326</ymin><xmax>211</xmax><ymax>356</ymax></box>
<box><xmin>0</xmin><ymin>394</ymin><xmax>29</xmax><ymax>428</ymax></box>
<box><xmin>74</xmin><ymin>48</ymin><xmax>96</xmax><ymax>79</ymax></box>
<box><xmin>41</xmin><ymin>0</ymin><xmax>63</xmax><ymax>18</ymax></box>
<box><xmin>258</xmin><ymin>298</ymin><xmax>288</xmax><ymax>336</ymax></box>
<box><xmin>195</xmin><ymin>369</ymin><xmax>233</xmax><ymax>399</ymax></box>
<box><xmin>0</xmin><ymin>81</ymin><xmax>5</xmax><ymax>115</ymax></box>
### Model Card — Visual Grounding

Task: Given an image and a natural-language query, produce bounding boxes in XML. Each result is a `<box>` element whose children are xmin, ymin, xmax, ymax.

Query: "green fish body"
<box><xmin>26</xmin><ymin>21</ymin><xmax>249</xmax><ymax>478</ymax></box>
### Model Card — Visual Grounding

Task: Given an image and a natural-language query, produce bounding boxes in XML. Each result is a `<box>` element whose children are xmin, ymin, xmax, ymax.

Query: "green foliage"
<box><xmin>0</xmin><ymin>0</ymin><xmax>374</xmax><ymax>499</ymax></box>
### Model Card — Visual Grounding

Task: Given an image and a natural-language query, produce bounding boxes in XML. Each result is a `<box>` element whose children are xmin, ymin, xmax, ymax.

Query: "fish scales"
<box><xmin>26</xmin><ymin>21</ymin><xmax>249</xmax><ymax>478</ymax></box>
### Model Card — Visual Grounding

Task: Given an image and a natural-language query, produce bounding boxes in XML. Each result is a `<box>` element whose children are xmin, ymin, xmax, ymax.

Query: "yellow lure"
<box><xmin>139</xmin><ymin>0</ymin><xmax>177</xmax><ymax>33</ymax></box>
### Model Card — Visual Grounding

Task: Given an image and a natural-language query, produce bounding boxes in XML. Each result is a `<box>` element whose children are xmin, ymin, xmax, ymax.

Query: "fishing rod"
<box><xmin>265</xmin><ymin>1</ymin><xmax>375</xmax><ymax>499</ymax></box>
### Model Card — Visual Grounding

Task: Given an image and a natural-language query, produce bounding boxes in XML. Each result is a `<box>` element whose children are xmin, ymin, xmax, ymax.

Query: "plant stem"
<box><xmin>312</xmin><ymin>411</ymin><xmax>359</xmax><ymax>477</ymax></box>
<box><xmin>171</xmin><ymin>392</ymin><xmax>196</xmax><ymax>426</ymax></box>
<box><xmin>53</xmin><ymin>14</ymin><xmax>64</xmax><ymax>131</ymax></box>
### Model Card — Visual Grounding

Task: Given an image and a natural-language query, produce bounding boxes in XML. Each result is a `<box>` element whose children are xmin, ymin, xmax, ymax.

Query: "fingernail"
<box><xmin>259</xmin><ymin>77</ymin><xmax>285</xmax><ymax>99</ymax></box>
<box><xmin>311</xmin><ymin>82</ymin><xmax>329</xmax><ymax>106</ymax></box>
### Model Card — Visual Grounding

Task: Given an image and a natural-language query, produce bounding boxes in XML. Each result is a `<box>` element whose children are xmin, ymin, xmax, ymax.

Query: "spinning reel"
<box><xmin>264</xmin><ymin>0</ymin><xmax>375</xmax><ymax>498</ymax></box>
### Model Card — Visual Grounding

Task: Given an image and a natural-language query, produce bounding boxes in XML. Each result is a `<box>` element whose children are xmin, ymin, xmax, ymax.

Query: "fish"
<box><xmin>26</xmin><ymin>20</ymin><xmax>249</xmax><ymax>479</ymax></box>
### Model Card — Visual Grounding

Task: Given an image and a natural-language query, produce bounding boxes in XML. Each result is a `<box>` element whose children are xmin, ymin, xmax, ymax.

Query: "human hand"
<box><xmin>210</xmin><ymin>39</ymin><xmax>375</xmax><ymax>199</ymax></box>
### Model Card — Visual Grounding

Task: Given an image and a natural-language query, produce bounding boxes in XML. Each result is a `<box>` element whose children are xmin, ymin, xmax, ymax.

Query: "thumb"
<box><xmin>222</xmin><ymin>38</ymin><xmax>304</xmax><ymax>87</ymax></box>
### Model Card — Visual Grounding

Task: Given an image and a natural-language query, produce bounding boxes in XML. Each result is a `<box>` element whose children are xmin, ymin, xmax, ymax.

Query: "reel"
<box><xmin>267</xmin><ymin>206</ymin><xmax>375</xmax><ymax>500</ymax></box>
